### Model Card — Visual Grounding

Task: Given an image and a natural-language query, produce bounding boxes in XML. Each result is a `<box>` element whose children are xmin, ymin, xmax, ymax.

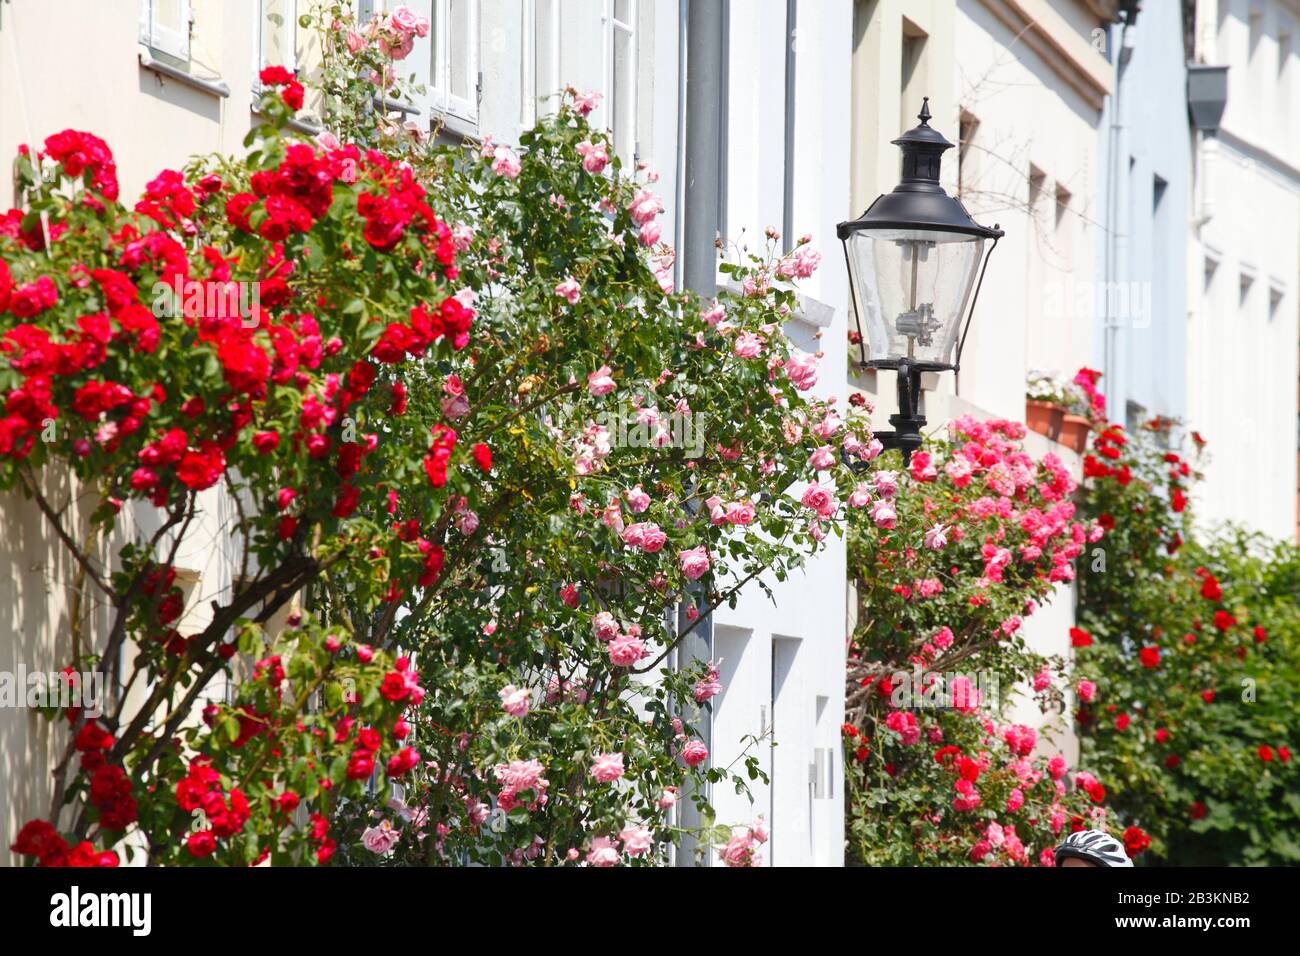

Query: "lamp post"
<box><xmin>838</xmin><ymin>98</ymin><xmax>1002</xmax><ymax>466</ymax></box>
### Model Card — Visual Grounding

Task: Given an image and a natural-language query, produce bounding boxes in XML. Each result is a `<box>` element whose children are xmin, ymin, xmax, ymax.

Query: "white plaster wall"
<box><xmin>1187</xmin><ymin>0</ymin><xmax>1300</xmax><ymax>541</ymax></box>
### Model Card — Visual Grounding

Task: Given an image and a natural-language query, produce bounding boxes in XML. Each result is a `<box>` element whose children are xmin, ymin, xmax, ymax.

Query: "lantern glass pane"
<box><xmin>846</xmin><ymin>228</ymin><xmax>984</xmax><ymax>366</ymax></box>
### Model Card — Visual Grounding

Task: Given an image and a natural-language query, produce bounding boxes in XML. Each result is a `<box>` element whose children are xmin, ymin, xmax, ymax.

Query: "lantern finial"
<box><xmin>918</xmin><ymin>97</ymin><xmax>931</xmax><ymax>126</ymax></box>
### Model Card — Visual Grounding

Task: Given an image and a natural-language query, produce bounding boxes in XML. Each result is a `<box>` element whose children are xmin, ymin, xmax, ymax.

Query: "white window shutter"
<box><xmin>445</xmin><ymin>0</ymin><xmax>479</xmax><ymax>122</ymax></box>
<box><xmin>429</xmin><ymin>0</ymin><xmax>479</xmax><ymax>125</ymax></box>
<box><xmin>145</xmin><ymin>0</ymin><xmax>192</xmax><ymax>61</ymax></box>
<box><xmin>403</xmin><ymin>0</ymin><xmax>435</xmax><ymax>124</ymax></box>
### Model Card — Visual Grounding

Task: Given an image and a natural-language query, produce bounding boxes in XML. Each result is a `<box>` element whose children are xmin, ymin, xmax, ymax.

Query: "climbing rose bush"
<box><xmin>1074</xmin><ymin>413</ymin><xmax>1300</xmax><ymax>865</ymax></box>
<box><xmin>1</xmin><ymin>68</ymin><xmax>472</xmax><ymax>865</ymax></box>
<box><xmin>305</xmin><ymin>8</ymin><xmax>872</xmax><ymax>866</ymax></box>
<box><xmin>843</xmin><ymin>412</ymin><xmax>1113</xmax><ymax>865</ymax></box>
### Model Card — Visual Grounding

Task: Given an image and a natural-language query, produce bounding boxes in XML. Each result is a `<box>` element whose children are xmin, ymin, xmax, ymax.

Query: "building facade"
<box><xmin>1185</xmin><ymin>0</ymin><xmax>1300</xmax><ymax>541</ymax></box>
<box><xmin>0</xmin><ymin>0</ymin><xmax>855</xmax><ymax>867</ymax></box>
<box><xmin>2</xmin><ymin>0</ymin><xmax>1296</xmax><ymax>867</ymax></box>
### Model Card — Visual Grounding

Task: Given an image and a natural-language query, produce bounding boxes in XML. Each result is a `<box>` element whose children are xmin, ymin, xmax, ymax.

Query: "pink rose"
<box><xmin>681</xmin><ymin>740</ymin><xmax>708</xmax><ymax>767</ymax></box>
<box><xmin>592</xmin><ymin>611</ymin><xmax>620</xmax><ymax>642</ymax></box>
<box><xmin>576</xmin><ymin>140</ymin><xmax>609</xmax><ymax>174</ymax></box>
<box><xmin>555</xmin><ymin>277</ymin><xmax>581</xmax><ymax>304</ymax></box>
<box><xmin>678</xmin><ymin>546</ymin><xmax>710</xmax><ymax>581</ymax></box>
<box><xmin>619</xmin><ymin>825</ymin><xmax>653</xmax><ymax>857</ymax></box>
<box><xmin>389</xmin><ymin>5</ymin><xmax>430</xmax><ymax>37</ymax></box>
<box><xmin>800</xmin><ymin>482</ymin><xmax>835</xmax><ymax>517</ymax></box>
<box><xmin>361</xmin><ymin>821</ymin><xmax>400</xmax><ymax>854</ymax></box>
<box><xmin>587</xmin><ymin>365</ymin><xmax>616</xmax><ymax>396</ymax></box>
<box><xmin>498</xmin><ymin>684</ymin><xmax>530</xmax><ymax>718</ymax></box>
<box><xmin>585</xmin><ymin>835</ymin><xmax>620</xmax><ymax>866</ymax></box>
<box><xmin>590</xmin><ymin>752</ymin><xmax>625</xmax><ymax>783</ymax></box>
<box><xmin>608</xmin><ymin>633</ymin><xmax>646</xmax><ymax>666</ymax></box>
<box><xmin>573</xmin><ymin>90</ymin><xmax>602</xmax><ymax>116</ymax></box>
<box><xmin>492</xmin><ymin>147</ymin><xmax>521</xmax><ymax>178</ymax></box>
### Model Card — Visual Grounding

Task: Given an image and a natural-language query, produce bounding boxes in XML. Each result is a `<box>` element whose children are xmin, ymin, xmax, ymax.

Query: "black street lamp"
<box><xmin>838</xmin><ymin>98</ymin><xmax>1002</xmax><ymax>465</ymax></box>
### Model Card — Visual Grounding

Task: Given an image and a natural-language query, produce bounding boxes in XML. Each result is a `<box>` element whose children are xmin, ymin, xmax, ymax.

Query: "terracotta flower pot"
<box><xmin>1025</xmin><ymin>399</ymin><xmax>1065</xmax><ymax>441</ymax></box>
<box><xmin>1059</xmin><ymin>414</ymin><xmax>1092</xmax><ymax>454</ymax></box>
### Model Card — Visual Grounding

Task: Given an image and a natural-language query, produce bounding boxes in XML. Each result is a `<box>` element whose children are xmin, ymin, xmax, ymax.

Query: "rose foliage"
<box><xmin>1074</xmin><ymin>415</ymin><xmax>1300</xmax><ymax>865</ymax></box>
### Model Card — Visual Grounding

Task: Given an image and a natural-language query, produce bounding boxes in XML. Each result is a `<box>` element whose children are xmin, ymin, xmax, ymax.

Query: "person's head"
<box><xmin>1054</xmin><ymin>829</ymin><xmax>1134</xmax><ymax>868</ymax></box>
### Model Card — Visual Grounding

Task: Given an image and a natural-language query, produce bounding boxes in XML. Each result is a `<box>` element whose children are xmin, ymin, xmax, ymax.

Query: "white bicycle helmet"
<box><xmin>1054</xmin><ymin>828</ymin><xmax>1134</xmax><ymax>867</ymax></box>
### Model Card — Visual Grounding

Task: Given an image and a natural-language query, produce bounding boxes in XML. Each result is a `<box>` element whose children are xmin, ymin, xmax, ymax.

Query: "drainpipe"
<box><xmin>1103</xmin><ymin>11</ymin><xmax>1136</xmax><ymax>414</ymax></box>
<box><xmin>674</xmin><ymin>0</ymin><xmax>723</xmax><ymax>867</ymax></box>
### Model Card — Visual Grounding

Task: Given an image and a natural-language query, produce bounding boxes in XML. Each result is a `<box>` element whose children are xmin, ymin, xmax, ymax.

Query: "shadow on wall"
<box><xmin>0</xmin><ymin>466</ymin><xmax>126</xmax><ymax>864</ymax></box>
<box><xmin>137</xmin><ymin>65</ymin><xmax>224</xmax><ymax>125</ymax></box>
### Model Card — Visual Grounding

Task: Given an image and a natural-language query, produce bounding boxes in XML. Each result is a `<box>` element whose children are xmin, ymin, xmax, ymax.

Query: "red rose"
<box><xmin>186</xmin><ymin>830</ymin><xmax>217</xmax><ymax>858</ymax></box>
<box><xmin>1202</xmin><ymin>689</ymin><xmax>1215</xmax><ymax>703</ymax></box>
<box><xmin>346</xmin><ymin>752</ymin><xmax>375</xmax><ymax>780</ymax></box>
<box><xmin>0</xmin><ymin>258</ymin><xmax>11</xmax><ymax>313</ymax></box>
<box><xmin>386</xmin><ymin>746</ymin><xmax>420</xmax><ymax>777</ymax></box>
<box><xmin>1189</xmin><ymin>801</ymin><xmax>1207</xmax><ymax>819</ymax></box>
<box><xmin>259</xmin><ymin>65</ymin><xmax>294</xmax><ymax>86</ymax></box>
<box><xmin>379</xmin><ymin>671</ymin><xmax>408</xmax><ymax>701</ymax></box>
<box><xmin>472</xmin><ymin>442</ymin><xmax>492</xmax><ymax>472</ymax></box>
<box><xmin>331</xmin><ymin>482</ymin><xmax>361</xmax><ymax>518</ymax></box>
<box><xmin>281</xmin><ymin>81</ymin><xmax>305</xmax><ymax>111</ymax></box>
<box><xmin>74</xmin><ymin>721</ymin><xmax>114</xmax><ymax>752</ymax></box>
<box><xmin>1115</xmin><ymin>713</ymin><xmax>1130</xmax><ymax>731</ymax></box>
<box><xmin>1155</xmin><ymin>727</ymin><xmax>1169</xmax><ymax>743</ymax></box>
<box><xmin>1171</xmin><ymin>488</ymin><xmax>1187</xmax><ymax>513</ymax></box>
<box><xmin>1121</xmin><ymin>825</ymin><xmax>1150</xmax><ymax>858</ymax></box>
<box><xmin>1139</xmin><ymin>646</ymin><xmax>1160</xmax><ymax>668</ymax></box>
<box><xmin>1069</xmin><ymin>627</ymin><xmax>1093</xmax><ymax>648</ymax></box>
<box><xmin>1213</xmin><ymin>609</ymin><xmax>1235</xmax><ymax>631</ymax></box>
<box><xmin>1164</xmin><ymin>754</ymin><xmax>1180</xmax><ymax>769</ymax></box>
<box><xmin>1258</xmin><ymin>745</ymin><xmax>1274</xmax><ymax>762</ymax></box>
<box><xmin>176</xmin><ymin>442</ymin><xmax>226</xmax><ymax>490</ymax></box>
<box><xmin>1200</xmin><ymin>575</ymin><xmax>1222</xmax><ymax>601</ymax></box>
<box><xmin>251</xmin><ymin>431</ymin><xmax>280</xmax><ymax>453</ymax></box>
<box><xmin>9</xmin><ymin>819</ymin><xmax>67</xmax><ymax>864</ymax></box>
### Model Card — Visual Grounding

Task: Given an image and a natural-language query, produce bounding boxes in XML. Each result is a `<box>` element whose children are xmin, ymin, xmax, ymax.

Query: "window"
<box><xmin>429</xmin><ymin>0</ymin><xmax>480</xmax><ymax>124</ymax></box>
<box><xmin>607</xmin><ymin>0</ymin><xmax>637</xmax><ymax>161</ymax></box>
<box><xmin>900</xmin><ymin>17</ymin><xmax>928</xmax><ymax>135</ymax></box>
<box><xmin>257</xmin><ymin>0</ymin><xmax>323</xmax><ymax>120</ymax></box>
<box><xmin>532</xmin><ymin>1</ymin><xmax>638</xmax><ymax>161</ymax></box>
<box><xmin>259</xmin><ymin>0</ymin><xmax>298</xmax><ymax>73</ymax></box>
<box><xmin>140</xmin><ymin>0</ymin><xmax>191</xmax><ymax>61</ymax></box>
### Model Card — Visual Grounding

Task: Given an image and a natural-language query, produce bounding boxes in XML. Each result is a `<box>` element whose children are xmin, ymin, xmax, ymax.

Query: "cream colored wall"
<box><xmin>946</xmin><ymin>0</ymin><xmax>1109</xmax><ymax>422</ymax></box>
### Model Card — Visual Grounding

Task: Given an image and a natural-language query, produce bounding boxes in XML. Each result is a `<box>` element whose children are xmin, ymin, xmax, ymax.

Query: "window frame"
<box><xmin>140</xmin><ymin>0</ymin><xmax>193</xmax><ymax>62</ymax></box>
<box><xmin>604</xmin><ymin>0</ymin><xmax>638</xmax><ymax>163</ymax></box>
<box><xmin>428</xmin><ymin>0</ymin><xmax>481</xmax><ymax>126</ymax></box>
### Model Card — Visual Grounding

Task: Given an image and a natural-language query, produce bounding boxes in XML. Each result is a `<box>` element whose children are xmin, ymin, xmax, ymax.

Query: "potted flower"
<box><xmin>1025</xmin><ymin>370</ymin><xmax>1091</xmax><ymax>452</ymax></box>
<box><xmin>1025</xmin><ymin>371</ymin><xmax>1068</xmax><ymax>441</ymax></box>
